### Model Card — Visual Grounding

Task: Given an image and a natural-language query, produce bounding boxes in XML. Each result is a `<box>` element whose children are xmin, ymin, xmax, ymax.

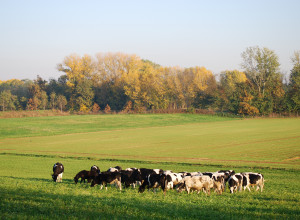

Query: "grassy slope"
<box><xmin>0</xmin><ymin>154</ymin><xmax>299</xmax><ymax>219</ymax></box>
<box><xmin>0</xmin><ymin>115</ymin><xmax>299</xmax><ymax>169</ymax></box>
<box><xmin>0</xmin><ymin>114</ymin><xmax>231</xmax><ymax>139</ymax></box>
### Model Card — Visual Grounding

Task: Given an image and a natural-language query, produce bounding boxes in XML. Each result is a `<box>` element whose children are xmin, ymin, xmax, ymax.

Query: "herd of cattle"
<box><xmin>52</xmin><ymin>162</ymin><xmax>264</xmax><ymax>195</ymax></box>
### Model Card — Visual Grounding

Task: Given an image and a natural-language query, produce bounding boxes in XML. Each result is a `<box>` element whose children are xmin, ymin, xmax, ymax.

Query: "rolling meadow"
<box><xmin>0</xmin><ymin>114</ymin><xmax>299</xmax><ymax>219</ymax></box>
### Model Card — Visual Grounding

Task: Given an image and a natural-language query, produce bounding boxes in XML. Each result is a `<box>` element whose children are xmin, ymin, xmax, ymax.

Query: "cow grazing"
<box><xmin>211</xmin><ymin>174</ymin><xmax>225</xmax><ymax>194</ymax></box>
<box><xmin>153</xmin><ymin>169</ymin><xmax>164</xmax><ymax>174</ymax></box>
<box><xmin>242</xmin><ymin>172</ymin><xmax>264</xmax><ymax>192</ymax></box>
<box><xmin>107</xmin><ymin>166</ymin><xmax>122</xmax><ymax>172</ymax></box>
<box><xmin>178</xmin><ymin>175</ymin><xmax>212</xmax><ymax>195</ymax></box>
<box><xmin>74</xmin><ymin>170</ymin><xmax>98</xmax><ymax>184</ymax></box>
<box><xmin>166</xmin><ymin>172</ymin><xmax>184</xmax><ymax>190</ymax></box>
<box><xmin>217</xmin><ymin>170</ymin><xmax>235</xmax><ymax>182</ymax></box>
<box><xmin>138</xmin><ymin>173</ymin><xmax>171</xmax><ymax>194</ymax></box>
<box><xmin>121</xmin><ymin>169</ymin><xmax>142</xmax><ymax>188</ymax></box>
<box><xmin>91</xmin><ymin>165</ymin><xmax>100</xmax><ymax>175</ymax></box>
<box><xmin>228</xmin><ymin>173</ymin><xmax>243</xmax><ymax>193</ymax></box>
<box><xmin>52</xmin><ymin>162</ymin><xmax>64</xmax><ymax>182</ymax></box>
<box><xmin>202</xmin><ymin>172</ymin><xmax>214</xmax><ymax>178</ymax></box>
<box><xmin>139</xmin><ymin>168</ymin><xmax>160</xmax><ymax>184</ymax></box>
<box><xmin>189</xmin><ymin>172</ymin><xmax>203</xmax><ymax>176</ymax></box>
<box><xmin>91</xmin><ymin>171</ymin><xmax>122</xmax><ymax>190</ymax></box>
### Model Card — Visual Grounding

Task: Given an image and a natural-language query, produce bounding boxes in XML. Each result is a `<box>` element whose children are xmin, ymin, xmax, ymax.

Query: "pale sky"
<box><xmin>0</xmin><ymin>0</ymin><xmax>299</xmax><ymax>81</ymax></box>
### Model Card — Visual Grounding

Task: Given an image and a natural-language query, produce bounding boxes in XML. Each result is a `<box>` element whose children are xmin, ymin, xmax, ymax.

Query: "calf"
<box><xmin>91</xmin><ymin>171</ymin><xmax>122</xmax><ymax>190</ymax></box>
<box><xmin>242</xmin><ymin>172</ymin><xmax>264</xmax><ymax>192</ymax></box>
<box><xmin>52</xmin><ymin>162</ymin><xmax>64</xmax><ymax>182</ymax></box>
<box><xmin>178</xmin><ymin>175</ymin><xmax>212</xmax><ymax>195</ymax></box>
<box><xmin>228</xmin><ymin>173</ymin><xmax>243</xmax><ymax>193</ymax></box>
<box><xmin>74</xmin><ymin>170</ymin><xmax>98</xmax><ymax>184</ymax></box>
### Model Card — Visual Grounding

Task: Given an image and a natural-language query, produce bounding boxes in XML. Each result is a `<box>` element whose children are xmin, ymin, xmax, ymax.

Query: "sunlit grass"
<box><xmin>0</xmin><ymin>154</ymin><xmax>299</xmax><ymax>219</ymax></box>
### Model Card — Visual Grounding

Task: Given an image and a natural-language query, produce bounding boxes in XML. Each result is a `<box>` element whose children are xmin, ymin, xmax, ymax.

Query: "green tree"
<box><xmin>40</xmin><ymin>91</ymin><xmax>48</xmax><ymax>110</ymax></box>
<box><xmin>241</xmin><ymin>46</ymin><xmax>281</xmax><ymax>97</ymax></box>
<box><xmin>56</xmin><ymin>95</ymin><xmax>67</xmax><ymax>112</ymax></box>
<box><xmin>50</xmin><ymin>92</ymin><xmax>56</xmax><ymax>109</ymax></box>
<box><xmin>288</xmin><ymin>51</ymin><xmax>300</xmax><ymax>113</ymax></box>
<box><xmin>0</xmin><ymin>90</ymin><xmax>16</xmax><ymax>111</ymax></box>
<box><xmin>241</xmin><ymin>46</ymin><xmax>284</xmax><ymax>115</ymax></box>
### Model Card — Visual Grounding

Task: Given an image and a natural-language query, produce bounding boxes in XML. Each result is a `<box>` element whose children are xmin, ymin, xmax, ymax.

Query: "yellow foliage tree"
<box><xmin>57</xmin><ymin>54</ymin><xmax>95</xmax><ymax>88</ymax></box>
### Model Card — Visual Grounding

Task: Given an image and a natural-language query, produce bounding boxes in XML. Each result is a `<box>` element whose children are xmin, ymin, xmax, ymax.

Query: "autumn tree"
<box><xmin>179</xmin><ymin>67</ymin><xmax>215</xmax><ymax>108</ymax></box>
<box><xmin>92</xmin><ymin>103</ymin><xmax>100</xmax><ymax>113</ymax></box>
<box><xmin>94</xmin><ymin>53</ymin><xmax>139</xmax><ymax>110</ymax></box>
<box><xmin>104</xmin><ymin>104</ymin><xmax>111</xmax><ymax>113</ymax></box>
<box><xmin>57</xmin><ymin>54</ymin><xmax>95</xmax><ymax>110</ymax></box>
<box><xmin>161</xmin><ymin>67</ymin><xmax>185</xmax><ymax>109</ymax></box>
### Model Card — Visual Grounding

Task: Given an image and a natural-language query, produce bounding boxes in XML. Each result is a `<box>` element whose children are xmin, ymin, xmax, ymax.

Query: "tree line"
<box><xmin>0</xmin><ymin>46</ymin><xmax>299</xmax><ymax>116</ymax></box>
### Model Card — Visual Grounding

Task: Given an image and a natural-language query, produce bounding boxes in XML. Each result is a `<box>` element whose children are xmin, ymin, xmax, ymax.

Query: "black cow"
<box><xmin>52</xmin><ymin>162</ymin><xmax>64</xmax><ymax>182</ymax></box>
<box><xmin>121</xmin><ymin>169</ymin><xmax>142</xmax><ymax>188</ymax></box>
<box><xmin>91</xmin><ymin>171</ymin><xmax>122</xmax><ymax>190</ymax></box>
<box><xmin>139</xmin><ymin>168</ymin><xmax>163</xmax><ymax>183</ymax></box>
<box><xmin>74</xmin><ymin>170</ymin><xmax>98</xmax><ymax>184</ymax></box>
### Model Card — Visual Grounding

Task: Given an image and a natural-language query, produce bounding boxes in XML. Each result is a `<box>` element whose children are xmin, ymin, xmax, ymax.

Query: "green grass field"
<box><xmin>0</xmin><ymin>114</ymin><xmax>299</xmax><ymax>219</ymax></box>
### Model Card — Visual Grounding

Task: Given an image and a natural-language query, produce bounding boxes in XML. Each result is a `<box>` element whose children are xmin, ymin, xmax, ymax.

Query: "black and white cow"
<box><xmin>228</xmin><ymin>173</ymin><xmax>243</xmax><ymax>193</ymax></box>
<box><xmin>217</xmin><ymin>170</ymin><xmax>235</xmax><ymax>182</ymax></box>
<box><xmin>242</xmin><ymin>172</ymin><xmax>264</xmax><ymax>192</ymax></box>
<box><xmin>138</xmin><ymin>173</ymin><xmax>171</xmax><ymax>194</ymax></box>
<box><xmin>52</xmin><ymin>162</ymin><xmax>64</xmax><ymax>182</ymax></box>
<box><xmin>91</xmin><ymin>165</ymin><xmax>101</xmax><ymax>175</ymax></box>
<box><xmin>107</xmin><ymin>166</ymin><xmax>122</xmax><ymax>172</ymax></box>
<box><xmin>91</xmin><ymin>171</ymin><xmax>122</xmax><ymax>190</ymax></box>
<box><xmin>139</xmin><ymin>168</ymin><xmax>163</xmax><ymax>184</ymax></box>
<box><xmin>165</xmin><ymin>172</ymin><xmax>185</xmax><ymax>190</ymax></box>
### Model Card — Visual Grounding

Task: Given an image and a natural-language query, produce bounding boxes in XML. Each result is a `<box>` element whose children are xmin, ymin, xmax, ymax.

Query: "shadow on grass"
<box><xmin>1</xmin><ymin>184</ymin><xmax>299</xmax><ymax>220</ymax></box>
<box><xmin>1</xmin><ymin>175</ymin><xmax>76</xmax><ymax>184</ymax></box>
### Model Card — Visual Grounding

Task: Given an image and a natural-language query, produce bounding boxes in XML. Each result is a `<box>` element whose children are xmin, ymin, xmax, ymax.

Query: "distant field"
<box><xmin>0</xmin><ymin>114</ymin><xmax>232</xmax><ymax>139</ymax></box>
<box><xmin>0</xmin><ymin>114</ymin><xmax>299</xmax><ymax>219</ymax></box>
<box><xmin>0</xmin><ymin>114</ymin><xmax>299</xmax><ymax>169</ymax></box>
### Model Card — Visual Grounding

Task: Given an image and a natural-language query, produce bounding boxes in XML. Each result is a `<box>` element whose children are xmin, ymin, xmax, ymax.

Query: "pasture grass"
<box><xmin>0</xmin><ymin>114</ymin><xmax>232</xmax><ymax>139</ymax></box>
<box><xmin>0</xmin><ymin>114</ymin><xmax>299</xmax><ymax>219</ymax></box>
<box><xmin>0</xmin><ymin>114</ymin><xmax>299</xmax><ymax>169</ymax></box>
<box><xmin>0</xmin><ymin>154</ymin><xmax>299</xmax><ymax>219</ymax></box>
